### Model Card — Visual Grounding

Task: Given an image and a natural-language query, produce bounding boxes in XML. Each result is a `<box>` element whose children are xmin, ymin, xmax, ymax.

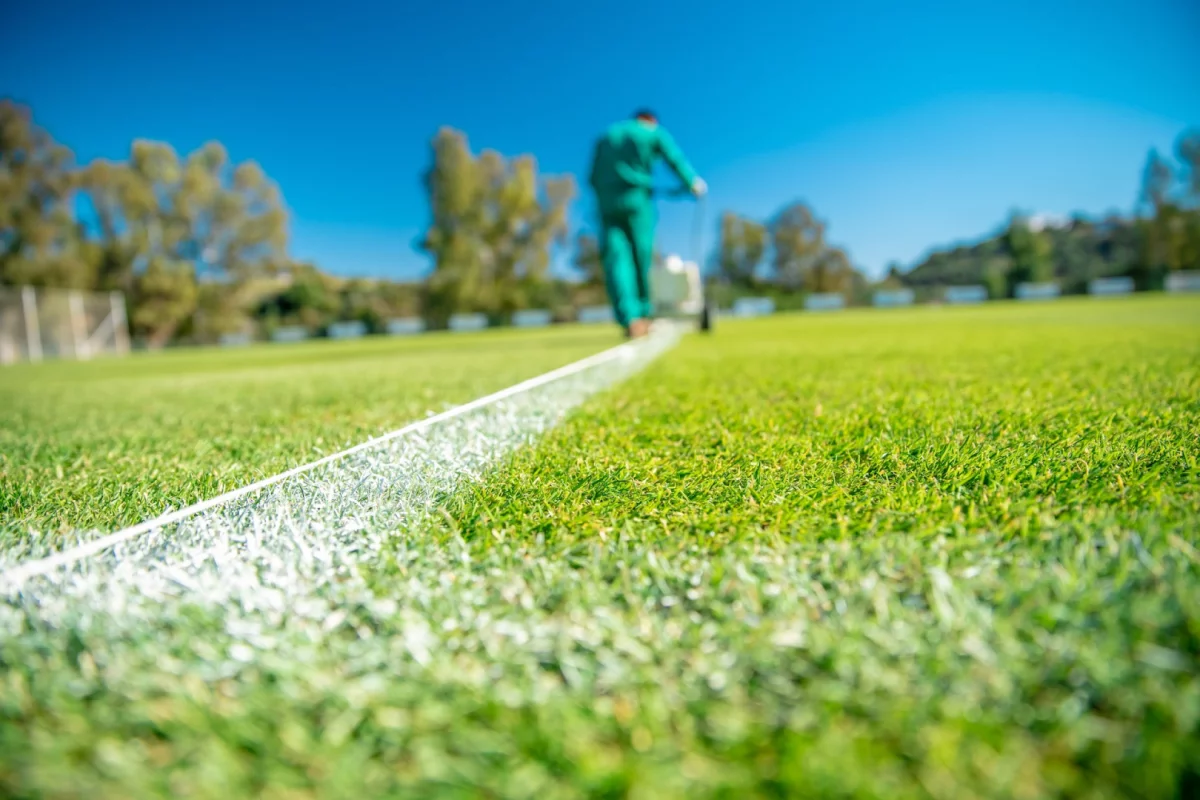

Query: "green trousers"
<box><xmin>599</xmin><ymin>202</ymin><xmax>656</xmax><ymax>329</ymax></box>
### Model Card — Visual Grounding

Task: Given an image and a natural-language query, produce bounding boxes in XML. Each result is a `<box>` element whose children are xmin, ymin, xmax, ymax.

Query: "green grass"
<box><xmin>0</xmin><ymin>326</ymin><xmax>616</xmax><ymax>537</ymax></box>
<box><xmin>2</xmin><ymin>296</ymin><xmax>1199</xmax><ymax>799</ymax></box>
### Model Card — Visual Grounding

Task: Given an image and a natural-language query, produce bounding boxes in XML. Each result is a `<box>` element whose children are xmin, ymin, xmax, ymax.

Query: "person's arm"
<box><xmin>654</xmin><ymin>127</ymin><xmax>701</xmax><ymax>190</ymax></box>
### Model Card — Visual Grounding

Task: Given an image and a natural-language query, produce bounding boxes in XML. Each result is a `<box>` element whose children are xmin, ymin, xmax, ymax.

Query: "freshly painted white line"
<box><xmin>0</xmin><ymin>331</ymin><xmax>670</xmax><ymax>592</ymax></box>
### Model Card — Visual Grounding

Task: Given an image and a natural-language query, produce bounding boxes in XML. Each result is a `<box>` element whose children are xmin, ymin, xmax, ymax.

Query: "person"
<box><xmin>587</xmin><ymin>109</ymin><xmax>707</xmax><ymax>338</ymax></box>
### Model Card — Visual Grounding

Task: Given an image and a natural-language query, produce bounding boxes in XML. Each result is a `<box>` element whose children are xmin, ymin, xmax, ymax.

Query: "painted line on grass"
<box><xmin>0</xmin><ymin>325</ymin><xmax>682</xmax><ymax>593</ymax></box>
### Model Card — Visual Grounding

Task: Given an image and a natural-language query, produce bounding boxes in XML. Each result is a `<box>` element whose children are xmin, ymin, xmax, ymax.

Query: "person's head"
<box><xmin>633</xmin><ymin>108</ymin><xmax>658</xmax><ymax>127</ymax></box>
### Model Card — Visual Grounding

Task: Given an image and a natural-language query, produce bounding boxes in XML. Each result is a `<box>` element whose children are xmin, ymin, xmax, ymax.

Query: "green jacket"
<box><xmin>588</xmin><ymin>119</ymin><xmax>699</xmax><ymax>214</ymax></box>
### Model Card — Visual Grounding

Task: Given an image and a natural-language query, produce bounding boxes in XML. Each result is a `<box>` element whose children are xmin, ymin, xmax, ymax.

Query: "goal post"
<box><xmin>0</xmin><ymin>286</ymin><xmax>131</xmax><ymax>365</ymax></box>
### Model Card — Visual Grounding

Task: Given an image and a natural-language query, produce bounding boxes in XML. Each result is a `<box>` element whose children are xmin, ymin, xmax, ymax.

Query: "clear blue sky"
<box><xmin>4</xmin><ymin>0</ymin><xmax>1199</xmax><ymax>279</ymax></box>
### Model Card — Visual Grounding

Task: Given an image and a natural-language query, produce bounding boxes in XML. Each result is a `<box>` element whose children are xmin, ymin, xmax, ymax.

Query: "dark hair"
<box><xmin>633</xmin><ymin>108</ymin><xmax>657</xmax><ymax>122</ymax></box>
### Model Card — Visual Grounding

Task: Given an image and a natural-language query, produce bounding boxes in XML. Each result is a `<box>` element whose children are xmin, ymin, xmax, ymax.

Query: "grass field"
<box><xmin>2</xmin><ymin>296</ymin><xmax>1199</xmax><ymax>799</ymax></box>
<box><xmin>0</xmin><ymin>326</ymin><xmax>616</xmax><ymax>537</ymax></box>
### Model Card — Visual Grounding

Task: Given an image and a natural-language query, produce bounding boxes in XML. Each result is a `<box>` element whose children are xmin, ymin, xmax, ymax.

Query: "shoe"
<box><xmin>629</xmin><ymin>318</ymin><xmax>651</xmax><ymax>338</ymax></box>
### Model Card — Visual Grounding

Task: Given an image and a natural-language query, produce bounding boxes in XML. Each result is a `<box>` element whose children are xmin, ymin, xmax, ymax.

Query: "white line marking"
<box><xmin>0</xmin><ymin>333</ymin><xmax>664</xmax><ymax>591</ymax></box>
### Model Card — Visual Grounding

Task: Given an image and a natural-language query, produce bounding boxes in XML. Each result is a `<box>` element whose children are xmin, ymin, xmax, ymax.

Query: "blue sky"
<box><xmin>4</xmin><ymin>0</ymin><xmax>1198</xmax><ymax>279</ymax></box>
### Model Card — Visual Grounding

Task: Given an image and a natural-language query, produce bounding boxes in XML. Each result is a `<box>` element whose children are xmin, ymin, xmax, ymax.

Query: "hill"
<box><xmin>901</xmin><ymin>214</ymin><xmax>1144</xmax><ymax>296</ymax></box>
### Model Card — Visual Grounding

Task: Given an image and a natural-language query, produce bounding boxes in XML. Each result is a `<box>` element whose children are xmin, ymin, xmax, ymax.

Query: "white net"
<box><xmin>0</xmin><ymin>286</ymin><xmax>131</xmax><ymax>365</ymax></box>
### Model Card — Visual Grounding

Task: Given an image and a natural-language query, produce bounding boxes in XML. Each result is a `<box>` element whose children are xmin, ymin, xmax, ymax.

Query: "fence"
<box><xmin>1015</xmin><ymin>282</ymin><xmax>1061</xmax><ymax>301</ymax></box>
<box><xmin>577</xmin><ymin>305</ymin><xmax>615</xmax><ymax>324</ymax></box>
<box><xmin>0</xmin><ymin>286</ymin><xmax>130</xmax><ymax>365</ymax></box>
<box><xmin>730</xmin><ymin>297</ymin><xmax>775</xmax><ymax>318</ymax></box>
<box><xmin>327</xmin><ymin>321</ymin><xmax>367</xmax><ymax>340</ymax></box>
<box><xmin>1088</xmin><ymin>277</ymin><xmax>1135</xmax><ymax>296</ymax></box>
<box><xmin>804</xmin><ymin>293</ymin><xmax>846</xmax><ymax>312</ymax></box>
<box><xmin>219</xmin><ymin>332</ymin><xmax>253</xmax><ymax>347</ymax></box>
<box><xmin>270</xmin><ymin>326</ymin><xmax>308</xmax><ymax>343</ymax></box>
<box><xmin>386</xmin><ymin>318</ymin><xmax>426</xmax><ymax>336</ymax></box>
<box><xmin>944</xmin><ymin>285</ymin><xmax>988</xmax><ymax>304</ymax></box>
<box><xmin>1166</xmin><ymin>271</ymin><xmax>1200</xmax><ymax>293</ymax></box>
<box><xmin>873</xmin><ymin>288</ymin><xmax>915</xmax><ymax>308</ymax></box>
<box><xmin>12</xmin><ymin>273</ymin><xmax>1193</xmax><ymax>364</ymax></box>
<box><xmin>512</xmin><ymin>309</ymin><xmax>553</xmax><ymax>328</ymax></box>
<box><xmin>448</xmin><ymin>313</ymin><xmax>489</xmax><ymax>332</ymax></box>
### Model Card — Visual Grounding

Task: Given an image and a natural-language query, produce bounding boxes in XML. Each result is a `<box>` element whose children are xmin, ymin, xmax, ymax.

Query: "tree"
<box><xmin>339</xmin><ymin>277</ymin><xmax>396</xmax><ymax>333</ymax></box>
<box><xmin>1003</xmin><ymin>214</ymin><xmax>1054</xmax><ymax>292</ymax></box>
<box><xmin>903</xmin><ymin>212</ymin><xmax>1147</xmax><ymax>294</ymax></box>
<box><xmin>189</xmin><ymin>280</ymin><xmax>256</xmax><ymax>342</ymax></box>
<box><xmin>477</xmin><ymin>150</ymin><xmax>575</xmax><ymax>312</ymax></box>
<box><xmin>0</xmin><ymin>100</ymin><xmax>92</xmax><ymax>289</ymax></box>
<box><xmin>418</xmin><ymin>127</ymin><xmax>574</xmax><ymax>320</ymax></box>
<box><xmin>573</xmin><ymin>231</ymin><xmax>604</xmax><ymax>286</ymax></box>
<box><xmin>257</xmin><ymin>263</ymin><xmax>339</xmax><ymax>331</ymax></box>
<box><xmin>1177</xmin><ymin>129</ymin><xmax>1200</xmax><ymax>202</ymax></box>
<box><xmin>131</xmin><ymin>258</ymin><xmax>198</xmax><ymax>347</ymax></box>
<box><xmin>881</xmin><ymin>262</ymin><xmax>905</xmax><ymax>287</ymax></box>
<box><xmin>766</xmin><ymin>202</ymin><xmax>859</xmax><ymax>293</ymax></box>
<box><xmin>1133</xmin><ymin>138</ymin><xmax>1200</xmax><ymax>276</ymax></box>
<box><xmin>74</xmin><ymin>139</ymin><xmax>291</xmax><ymax>339</ymax></box>
<box><xmin>717</xmin><ymin>212</ymin><xmax>767</xmax><ymax>287</ymax></box>
<box><xmin>76</xmin><ymin>158</ymin><xmax>141</xmax><ymax>293</ymax></box>
<box><xmin>2</xmin><ymin>102</ymin><xmax>304</xmax><ymax>347</ymax></box>
<box><xmin>1139</xmin><ymin>149</ymin><xmax>1174</xmax><ymax>216</ymax></box>
<box><xmin>174</xmin><ymin>142</ymin><xmax>289</xmax><ymax>282</ymax></box>
<box><xmin>419</xmin><ymin>128</ymin><xmax>485</xmax><ymax>319</ymax></box>
<box><xmin>375</xmin><ymin>280</ymin><xmax>422</xmax><ymax>320</ymax></box>
<box><xmin>768</xmin><ymin>203</ymin><xmax>826</xmax><ymax>290</ymax></box>
<box><xmin>807</xmin><ymin>245</ymin><xmax>858</xmax><ymax>294</ymax></box>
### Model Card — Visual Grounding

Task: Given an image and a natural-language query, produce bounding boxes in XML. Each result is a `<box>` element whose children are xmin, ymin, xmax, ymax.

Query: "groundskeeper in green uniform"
<box><xmin>588</xmin><ymin>109</ymin><xmax>706</xmax><ymax>338</ymax></box>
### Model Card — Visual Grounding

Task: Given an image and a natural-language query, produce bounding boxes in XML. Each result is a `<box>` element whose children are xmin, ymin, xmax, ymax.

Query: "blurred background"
<box><xmin>2</xmin><ymin>0</ymin><xmax>1198</xmax><ymax>356</ymax></box>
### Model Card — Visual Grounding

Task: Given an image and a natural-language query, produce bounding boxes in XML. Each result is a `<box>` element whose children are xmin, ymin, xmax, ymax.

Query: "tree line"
<box><xmin>900</xmin><ymin>131</ymin><xmax>1200</xmax><ymax>297</ymax></box>
<box><xmin>0</xmin><ymin>100</ymin><xmax>886</xmax><ymax>347</ymax></box>
<box><xmin>0</xmin><ymin>102</ymin><xmax>601</xmax><ymax>346</ymax></box>
<box><xmin>3</xmin><ymin>99</ymin><xmax>1197</xmax><ymax>348</ymax></box>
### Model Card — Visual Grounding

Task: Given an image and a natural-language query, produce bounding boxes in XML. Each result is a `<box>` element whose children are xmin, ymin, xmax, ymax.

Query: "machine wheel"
<box><xmin>699</xmin><ymin>299</ymin><xmax>714</xmax><ymax>332</ymax></box>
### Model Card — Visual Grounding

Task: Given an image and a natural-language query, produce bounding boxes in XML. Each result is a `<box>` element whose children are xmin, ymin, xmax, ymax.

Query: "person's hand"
<box><xmin>691</xmin><ymin>177</ymin><xmax>708</xmax><ymax>197</ymax></box>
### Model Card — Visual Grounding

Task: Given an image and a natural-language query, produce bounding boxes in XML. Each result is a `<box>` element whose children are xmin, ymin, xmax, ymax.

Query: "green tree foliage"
<box><xmin>256</xmin><ymin>264</ymin><xmax>340</xmax><ymax>331</ymax></box>
<box><xmin>340</xmin><ymin>277</ymin><xmax>398</xmax><ymax>333</ymax></box>
<box><xmin>249</xmin><ymin>266</ymin><xmax>424</xmax><ymax>336</ymax></box>
<box><xmin>872</xmin><ymin>128</ymin><xmax>1200</xmax><ymax>294</ymax></box>
<box><xmin>0</xmin><ymin>100</ymin><xmax>92</xmax><ymax>289</ymax></box>
<box><xmin>768</xmin><ymin>202</ymin><xmax>858</xmax><ymax>293</ymax></box>
<box><xmin>712</xmin><ymin>203</ymin><xmax>863</xmax><ymax>298</ymax></box>
<box><xmin>77</xmin><ymin>158</ymin><xmax>141</xmax><ymax>293</ymax></box>
<box><xmin>131</xmin><ymin>258</ymin><xmax>198</xmax><ymax>347</ymax></box>
<box><xmin>768</xmin><ymin>203</ymin><xmax>825</xmax><ymax>290</ymax></box>
<box><xmin>878</xmin><ymin>262</ymin><xmax>905</xmax><ymax>289</ymax></box>
<box><xmin>1003</xmin><ymin>214</ymin><xmax>1054</xmax><ymax>292</ymax></box>
<box><xmin>717</xmin><ymin>212</ymin><xmax>767</xmax><ymax>287</ymax></box>
<box><xmin>1</xmin><ymin>101</ymin><xmax>294</xmax><ymax>346</ymax></box>
<box><xmin>811</xmin><ymin>247</ymin><xmax>862</xmax><ymax>295</ymax></box>
<box><xmin>190</xmin><ymin>281</ymin><xmax>255</xmax><ymax>342</ymax></box>
<box><xmin>1133</xmin><ymin>130</ymin><xmax>1200</xmax><ymax>280</ymax></box>
<box><xmin>86</xmin><ymin>141</ymin><xmax>289</xmax><ymax>290</ymax></box>
<box><xmin>572</xmin><ymin>232</ymin><xmax>603</xmax><ymax>287</ymax></box>
<box><xmin>419</xmin><ymin>127</ymin><xmax>574</xmax><ymax>322</ymax></box>
<box><xmin>1139</xmin><ymin>149</ymin><xmax>1175</xmax><ymax>214</ymax></box>
<box><xmin>174</xmin><ymin>142</ymin><xmax>289</xmax><ymax>281</ymax></box>
<box><xmin>706</xmin><ymin>201</ymin><xmax>868</xmax><ymax>309</ymax></box>
<box><xmin>1178</xmin><ymin>131</ymin><xmax>1200</xmax><ymax>198</ymax></box>
<box><xmin>373</xmin><ymin>280</ymin><xmax>422</xmax><ymax>321</ymax></box>
<box><xmin>903</xmin><ymin>215</ymin><xmax>1143</xmax><ymax>295</ymax></box>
